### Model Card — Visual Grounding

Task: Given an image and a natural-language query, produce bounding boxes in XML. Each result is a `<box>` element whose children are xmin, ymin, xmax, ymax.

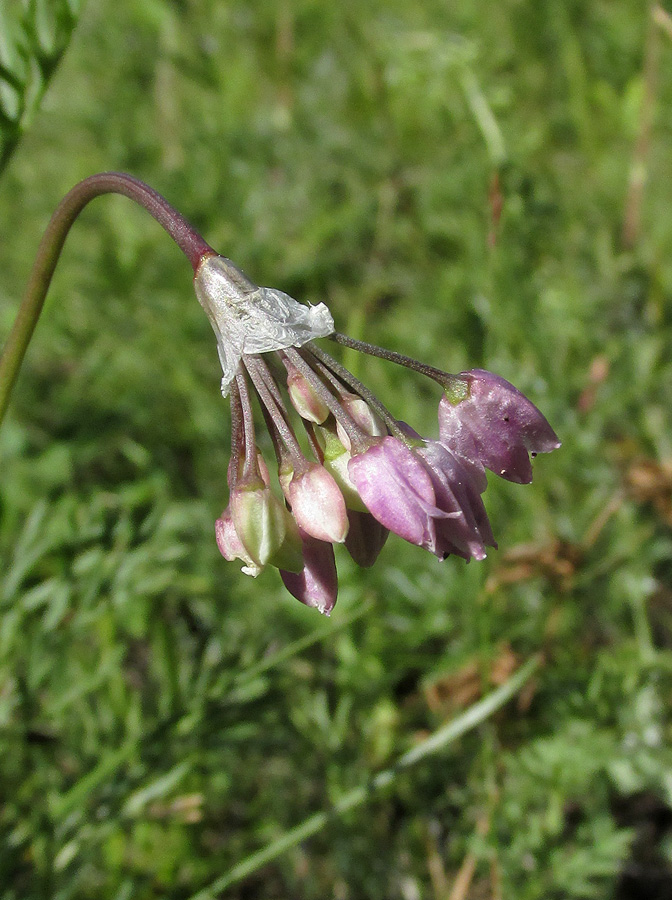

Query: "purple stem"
<box><xmin>244</xmin><ymin>356</ymin><xmax>305</xmax><ymax>466</ymax></box>
<box><xmin>235</xmin><ymin>370</ymin><xmax>259</xmax><ymax>482</ymax></box>
<box><xmin>0</xmin><ymin>173</ymin><xmax>214</xmax><ymax>427</ymax></box>
<box><xmin>228</xmin><ymin>379</ymin><xmax>244</xmax><ymax>488</ymax></box>
<box><xmin>329</xmin><ymin>332</ymin><xmax>458</xmax><ymax>388</ymax></box>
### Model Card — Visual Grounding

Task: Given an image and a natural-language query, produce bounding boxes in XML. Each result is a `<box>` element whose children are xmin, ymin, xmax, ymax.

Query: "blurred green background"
<box><xmin>1</xmin><ymin>0</ymin><xmax>672</xmax><ymax>897</ymax></box>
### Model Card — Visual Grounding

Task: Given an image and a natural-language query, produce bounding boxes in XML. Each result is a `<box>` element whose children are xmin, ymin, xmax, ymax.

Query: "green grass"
<box><xmin>1</xmin><ymin>1</ymin><xmax>672</xmax><ymax>897</ymax></box>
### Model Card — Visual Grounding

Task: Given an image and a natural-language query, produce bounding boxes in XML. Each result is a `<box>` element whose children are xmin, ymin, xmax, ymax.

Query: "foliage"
<box><xmin>1</xmin><ymin>0</ymin><xmax>672</xmax><ymax>897</ymax></box>
<box><xmin>0</xmin><ymin>0</ymin><xmax>82</xmax><ymax>174</ymax></box>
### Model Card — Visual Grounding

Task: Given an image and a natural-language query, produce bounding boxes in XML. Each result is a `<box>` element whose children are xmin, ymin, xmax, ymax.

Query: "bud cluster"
<box><xmin>196</xmin><ymin>255</ymin><xmax>560</xmax><ymax>615</ymax></box>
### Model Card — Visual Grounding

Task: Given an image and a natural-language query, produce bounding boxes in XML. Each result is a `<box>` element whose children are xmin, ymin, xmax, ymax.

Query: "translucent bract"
<box><xmin>194</xmin><ymin>255</ymin><xmax>335</xmax><ymax>395</ymax></box>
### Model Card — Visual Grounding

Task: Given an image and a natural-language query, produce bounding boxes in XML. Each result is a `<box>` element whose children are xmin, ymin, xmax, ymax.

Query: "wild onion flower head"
<box><xmin>195</xmin><ymin>253</ymin><xmax>560</xmax><ymax>615</ymax></box>
<box><xmin>0</xmin><ymin>173</ymin><xmax>559</xmax><ymax>619</ymax></box>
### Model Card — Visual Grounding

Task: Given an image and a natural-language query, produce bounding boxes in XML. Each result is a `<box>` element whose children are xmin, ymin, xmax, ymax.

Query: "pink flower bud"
<box><xmin>288</xmin><ymin>463</ymin><xmax>349</xmax><ymax>544</ymax></box>
<box><xmin>214</xmin><ymin>507</ymin><xmax>262</xmax><ymax>577</ymax></box>
<box><xmin>230</xmin><ymin>481</ymin><xmax>286</xmax><ymax>566</ymax></box>
<box><xmin>287</xmin><ymin>369</ymin><xmax>330</xmax><ymax>424</ymax></box>
<box><xmin>336</xmin><ymin>393</ymin><xmax>386</xmax><ymax>451</ymax></box>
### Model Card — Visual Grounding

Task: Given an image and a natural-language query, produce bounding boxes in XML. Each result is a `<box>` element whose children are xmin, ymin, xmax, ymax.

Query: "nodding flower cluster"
<box><xmin>195</xmin><ymin>254</ymin><xmax>560</xmax><ymax>616</ymax></box>
<box><xmin>0</xmin><ymin>171</ymin><xmax>560</xmax><ymax>612</ymax></box>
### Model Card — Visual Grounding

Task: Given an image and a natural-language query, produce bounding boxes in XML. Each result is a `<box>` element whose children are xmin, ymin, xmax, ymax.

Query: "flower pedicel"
<box><xmin>0</xmin><ymin>174</ymin><xmax>560</xmax><ymax>616</ymax></box>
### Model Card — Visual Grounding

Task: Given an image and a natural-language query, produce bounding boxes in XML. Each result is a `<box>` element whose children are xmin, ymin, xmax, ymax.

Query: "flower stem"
<box><xmin>0</xmin><ymin>172</ymin><xmax>214</xmax><ymax>428</ymax></box>
<box><xmin>228</xmin><ymin>379</ymin><xmax>245</xmax><ymax>488</ymax></box>
<box><xmin>307</xmin><ymin>344</ymin><xmax>404</xmax><ymax>441</ymax></box>
<box><xmin>329</xmin><ymin>332</ymin><xmax>460</xmax><ymax>388</ymax></box>
<box><xmin>235</xmin><ymin>370</ymin><xmax>260</xmax><ymax>482</ymax></box>
<box><xmin>188</xmin><ymin>654</ymin><xmax>541</xmax><ymax>899</ymax></box>
<box><xmin>244</xmin><ymin>356</ymin><xmax>305</xmax><ymax>466</ymax></box>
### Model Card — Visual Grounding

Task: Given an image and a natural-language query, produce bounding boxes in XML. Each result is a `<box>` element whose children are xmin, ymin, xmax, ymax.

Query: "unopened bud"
<box><xmin>287</xmin><ymin>369</ymin><xmax>330</xmax><ymax>424</ymax></box>
<box><xmin>215</xmin><ymin>508</ymin><xmax>263</xmax><ymax>577</ymax></box>
<box><xmin>288</xmin><ymin>463</ymin><xmax>349</xmax><ymax>544</ymax></box>
<box><xmin>231</xmin><ymin>480</ymin><xmax>286</xmax><ymax>566</ymax></box>
<box><xmin>336</xmin><ymin>393</ymin><xmax>386</xmax><ymax>451</ymax></box>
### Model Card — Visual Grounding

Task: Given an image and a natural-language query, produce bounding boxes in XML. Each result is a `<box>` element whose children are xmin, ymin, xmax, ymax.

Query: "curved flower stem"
<box><xmin>189</xmin><ymin>654</ymin><xmax>541</xmax><ymax>899</ymax></box>
<box><xmin>254</xmin><ymin>355</ymin><xmax>321</xmax><ymax>460</ymax></box>
<box><xmin>235</xmin><ymin>370</ymin><xmax>260</xmax><ymax>482</ymax></box>
<box><xmin>228</xmin><ymin>379</ymin><xmax>245</xmax><ymax>488</ymax></box>
<box><xmin>0</xmin><ymin>172</ymin><xmax>214</xmax><ymax>428</ymax></box>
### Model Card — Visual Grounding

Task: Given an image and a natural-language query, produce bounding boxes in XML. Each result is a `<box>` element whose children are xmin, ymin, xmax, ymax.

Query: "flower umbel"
<box><xmin>198</xmin><ymin>254</ymin><xmax>560</xmax><ymax>615</ymax></box>
<box><xmin>0</xmin><ymin>173</ymin><xmax>560</xmax><ymax>618</ymax></box>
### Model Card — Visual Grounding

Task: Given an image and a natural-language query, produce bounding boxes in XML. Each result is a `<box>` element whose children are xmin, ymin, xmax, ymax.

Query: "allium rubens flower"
<box><xmin>0</xmin><ymin>173</ymin><xmax>559</xmax><ymax>618</ymax></box>
<box><xmin>196</xmin><ymin>253</ymin><xmax>560</xmax><ymax>615</ymax></box>
<box><xmin>438</xmin><ymin>369</ymin><xmax>561</xmax><ymax>484</ymax></box>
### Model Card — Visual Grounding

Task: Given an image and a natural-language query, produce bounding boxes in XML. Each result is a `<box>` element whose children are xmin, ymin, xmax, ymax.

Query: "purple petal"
<box><xmin>439</xmin><ymin>369</ymin><xmax>560</xmax><ymax>484</ymax></box>
<box><xmin>280</xmin><ymin>530</ymin><xmax>338</xmax><ymax>616</ymax></box>
<box><xmin>347</xmin><ymin>437</ymin><xmax>444</xmax><ymax>547</ymax></box>
<box><xmin>417</xmin><ymin>442</ymin><xmax>496</xmax><ymax>560</ymax></box>
<box><xmin>344</xmin><ymin>509</ymin><xmax>389</xmax><ymax>568</ymax></box>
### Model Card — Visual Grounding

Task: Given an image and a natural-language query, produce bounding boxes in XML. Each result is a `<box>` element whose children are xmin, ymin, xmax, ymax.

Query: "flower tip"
<box><xmin>279</xmin><ymin>532</ymin><xmax>338</xmax><ymax>615</ymax></box>
<box><xmin>546</xmin><ymin>435</ymin><xmax>562</xmax><ymax>452</ymax></box>
<box><xmin>280</xmin><ymin>569</ymin><xmax>335</xmax><ymax>615</ymax></box>
<box><xmin>438</xmin><ymin>370</ymin><xmax>560</xmax><ymax>484</ymax></box>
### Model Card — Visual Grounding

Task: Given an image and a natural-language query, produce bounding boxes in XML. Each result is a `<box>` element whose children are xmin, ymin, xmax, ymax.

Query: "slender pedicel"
<box><xmin>244</xmin><ymin>357</ymin><xmax>305</xmax><ymax>464</ymax></box>
<box><xmin>329</xmin><ymin>332</ymin><xmax>460</xmax><ymax>388</ymax></box>
<box><xmin>228</xmin><ymin>379</ymin><xmax>245</xmax><ymax>488</ymax></box>
<box><xmin>235</xmin><ymin>370</ymin><xmax>260</xmax><ymax>483</ymax></box>
<box><xmin>305</xmin><ymin>345</ymin><xmax>404</xmax><ymax>441</ymax></box>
